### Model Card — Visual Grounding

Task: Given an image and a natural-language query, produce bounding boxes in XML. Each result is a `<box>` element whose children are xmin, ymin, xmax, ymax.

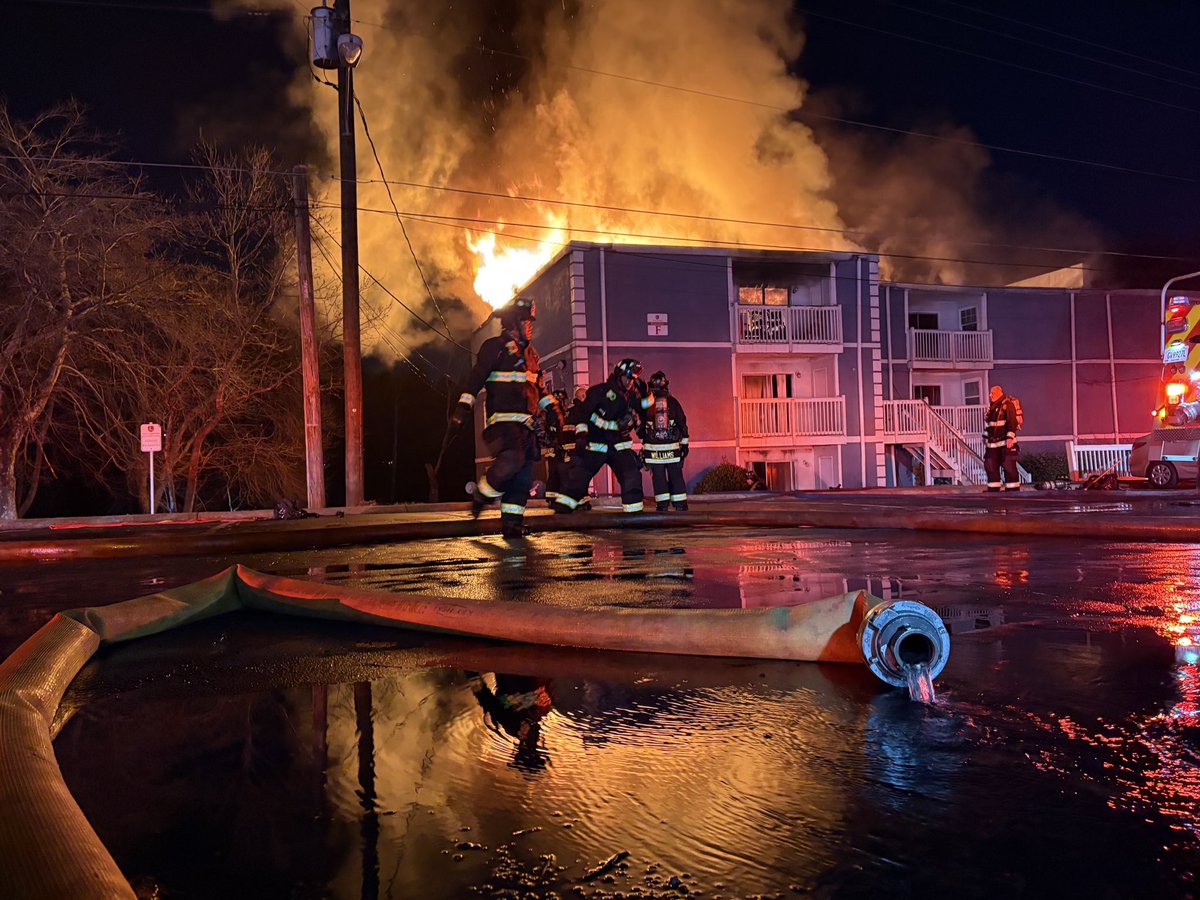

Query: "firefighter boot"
<box><xmin>501</xmin><ymin>514</ymin><xmax>526</xmax><ymax>539</ymax></box>
<box><xmin>674</xmin><ymin>500</ymin><xmax>689</xmax><ymax>511</ymax></box>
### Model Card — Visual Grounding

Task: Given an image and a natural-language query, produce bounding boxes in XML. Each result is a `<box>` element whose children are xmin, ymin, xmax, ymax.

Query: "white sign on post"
<box><xmin>140</xmin><ymin>424</ymin><xmax>162</xmax><ymax>514</ymax></box>
<box><xmin>647</xmin><ymin>312</ymin><xmax>668</xmax><ymax>336</ymax></box>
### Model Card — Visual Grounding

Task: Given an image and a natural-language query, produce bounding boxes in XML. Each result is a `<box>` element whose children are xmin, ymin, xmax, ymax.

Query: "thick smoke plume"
<box><xmin>268</xmin><ymin>0</ymin><xmax>1095</xmax><ymax>356</ymax></box>
<box><xmin>287</xmin><ymin>0</ymin><xmax>848</xmax><ymax>353</ymax></box>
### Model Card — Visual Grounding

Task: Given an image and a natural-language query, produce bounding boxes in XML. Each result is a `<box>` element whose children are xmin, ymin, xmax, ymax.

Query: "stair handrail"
<box><xmin>923</xmin><ymin>403</ymin><xmax>988</xmax><ymax>484</ymax></box>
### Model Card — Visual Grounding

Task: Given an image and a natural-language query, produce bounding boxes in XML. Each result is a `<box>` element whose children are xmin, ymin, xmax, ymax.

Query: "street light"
<box><xmin>337</xmin><ymin>33</ymin><xmax>364</xmax><ymax>68</ymax></box>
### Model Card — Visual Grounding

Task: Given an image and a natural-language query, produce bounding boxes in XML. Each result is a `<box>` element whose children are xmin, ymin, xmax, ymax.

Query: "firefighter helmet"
<box><xmin>613</xmin><ymin>358</ymin><xmax>643</xmax><ymax>380</ymax></box>
<box><xmin>648</xmin><ymin>371</ymin><xmax>669</xmax><ymax>392</ymax></box>
<box><xmin>497</xmin><ymin>296</ymin><xmax>537</xmax><ymax>328</ymax></box>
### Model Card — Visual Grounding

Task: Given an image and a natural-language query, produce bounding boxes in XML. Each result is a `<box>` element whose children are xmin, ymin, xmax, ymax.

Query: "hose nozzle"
<box><xmin>857</xmin><ymin>600</ymin><xmax>950</xmax><ymax>688</ymax></box>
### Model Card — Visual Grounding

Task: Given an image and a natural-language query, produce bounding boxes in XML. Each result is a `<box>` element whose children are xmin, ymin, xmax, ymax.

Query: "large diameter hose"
<box><xmin>0</xmin><ymin>567</ymin><xmax>952</xmax><ymax>899</ymax></box>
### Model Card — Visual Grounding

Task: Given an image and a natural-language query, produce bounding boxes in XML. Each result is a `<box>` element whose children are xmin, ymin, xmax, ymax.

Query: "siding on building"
<box><xmin>485</xmin><ymin>242</ymin><xmax>1167</xmax><ymax>492</ymax></box>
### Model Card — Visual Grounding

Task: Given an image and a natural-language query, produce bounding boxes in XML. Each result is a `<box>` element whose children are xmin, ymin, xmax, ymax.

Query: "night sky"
<box><xmin>7</xmin><ymin>0</ymin><xmax>1200</xmax><ymax>269</ymax></box>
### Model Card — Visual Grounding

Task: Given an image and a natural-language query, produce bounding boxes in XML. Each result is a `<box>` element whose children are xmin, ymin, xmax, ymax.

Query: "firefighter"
<box><xmin>637</xmin><ymin>371</ymin><xmax>690</xmax><ymax>511</ymax></box>
<box><xmin>553</xmin><ymin>359</ymin><xmax>653</xmax><ymax>514</ymax></box>
<box><xmin>544</xmin><ymin>388</ymin><xmax>571</xmax><ymax>506</ymax></box>
<box><xmin>450</xmin><ymin>297</ymin><xmax>560</xmax><ymax>538</ymax></box>
<box><xmin>983</xmin><ymin>384</ymin><xmax>1021</xmax><ymax>492</ymax></box>
<box><xmin>560</xmin><ymin>387</ymin><xmax>592</xmax><ymax>510</ymax></box>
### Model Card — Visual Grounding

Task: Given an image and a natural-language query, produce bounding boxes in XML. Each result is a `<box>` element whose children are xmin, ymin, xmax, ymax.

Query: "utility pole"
<box><xmin>291</xmin><ymin>165</ymin><xmax>326</xmax><ymax>509</ymax></box>
<box><xmin>335</xmin><ymin>0</ymin><xmax>364</xmax><ymax>507</ymax></box>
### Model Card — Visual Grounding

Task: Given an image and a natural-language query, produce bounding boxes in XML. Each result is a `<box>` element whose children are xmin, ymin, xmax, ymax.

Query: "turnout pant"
<box><xmin>555</xmin><ymin>446</ymin><xmax>644</xmax><ymax>512</ymax></box>
<box><xmin>984</xmin><ymin>444</ymin><xmax>1020</xmax><ymax>491</ymax></box>
<box><xmin>546</xmin><ymin>455</ymin><xmax>571</xmax><ymax>504</ymax></box>
<box><xmin>648</xmin><ymin>461</ymin><xmax>688</xmax><ymax>510</ymax></box>
<box><xmin>476</xmin><ymin>423</ymin><xmax>536</xmax><ymax>529</ymax></box>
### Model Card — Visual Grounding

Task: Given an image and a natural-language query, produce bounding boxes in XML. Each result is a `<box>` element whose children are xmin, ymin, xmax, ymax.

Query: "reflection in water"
<box><xmin>470</xmin><ymin>673</ymin><xmax>554</xmax><ymax>772</ymax></box>
<box><xmin>32</xmin><ymin>530</ymin><xmax>1200</xmax><ymax>897</ymax></box>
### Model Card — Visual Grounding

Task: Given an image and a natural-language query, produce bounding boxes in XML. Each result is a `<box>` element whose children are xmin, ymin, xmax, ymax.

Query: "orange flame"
<box><xmin>467</xmin><ymin>217</ymin><xmax>568</xmax><ymax>309</ymax></box>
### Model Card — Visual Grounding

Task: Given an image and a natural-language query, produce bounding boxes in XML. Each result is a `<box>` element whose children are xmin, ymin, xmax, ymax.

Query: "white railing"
<box><xmin>882</xmin><ymin>399</ymin><xmax>988</xmax><ymax>484</ymax></box>
<box><xmin>740</xmin><ymin>396</ymin><xmax>847</xmax><ymax>438</ymax></box>
<box><xmin>933</xmin><ymin>405</ymin><xmax>986</xmax><ymax>439</ymax></box>
<box><xmin>1066</xmin><ymin>441</ymin><xmax>1132</xmax><ymax>480</ymax></box>
<box><xmin>909</xmin><ymin>329</ymin><xmax>993</xmax><ymax>364</ymax></box>
<box><xmin>736</xmin><ymin>305</ymin><xmax>843</xmax><ymax>346</ymax></box>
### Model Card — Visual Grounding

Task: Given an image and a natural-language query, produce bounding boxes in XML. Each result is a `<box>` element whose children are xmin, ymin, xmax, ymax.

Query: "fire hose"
<box><xmin>0</xmin><ymin>566</ymin><xmax>948</xmax><ymax>898</ymax></box>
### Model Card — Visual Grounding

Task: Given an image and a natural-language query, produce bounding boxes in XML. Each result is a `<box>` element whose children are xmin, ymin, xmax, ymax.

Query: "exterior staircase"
<box><xmin>882</xmin><ymin>400</ymin><xmax>1030</xmax><ymax>486</ymax></box>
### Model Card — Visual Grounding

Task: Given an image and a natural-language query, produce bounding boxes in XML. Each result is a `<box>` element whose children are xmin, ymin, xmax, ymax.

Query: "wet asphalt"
<box><xmin>0</xmin><ymin>518</ymin><xmax>1196</xmax><ymax>898</ymax></box>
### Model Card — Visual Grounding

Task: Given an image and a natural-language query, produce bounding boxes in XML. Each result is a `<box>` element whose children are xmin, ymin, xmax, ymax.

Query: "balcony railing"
<box><xmin>739</xmin><ymin>397</ymin><xmax>847</xmax><ymax>439</ymax></box>
<box><xmin>908</xmin><ymin>329</ymin><xmax>993</xmax><ymax>365</ymax></box>
<box><xmin>736</xmin><ymin>305</ymin><xmax>843</xmax><ymax>347</ymax></box>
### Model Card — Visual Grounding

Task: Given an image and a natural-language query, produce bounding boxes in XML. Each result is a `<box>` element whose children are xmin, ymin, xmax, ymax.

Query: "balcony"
<box><xmin>739</xmin><ymin>396</ymin><xmax>847</xmax><ymax>445</ymax></box>
<box><xmin>908</xmin><ymin>329</ymin><xmax>993</xmax><ymax>368</ymax></box>
<box><xmin>736</xmin><ymin>305</ymin><xmax>843</xmax><ymax>352</ymax></box>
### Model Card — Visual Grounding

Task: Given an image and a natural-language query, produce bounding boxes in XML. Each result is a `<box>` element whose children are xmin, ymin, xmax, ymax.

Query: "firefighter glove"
<box><xmin>449</xmin><ymin>404</ymin><xmax>469</xmax><ymax>429</ymax></box>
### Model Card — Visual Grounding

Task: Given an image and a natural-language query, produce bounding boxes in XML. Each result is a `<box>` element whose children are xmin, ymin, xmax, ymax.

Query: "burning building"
<box><xmin>469</xmin><ymin>242</ymin><xmax>1162</xmax><ymax>491</ymax></box>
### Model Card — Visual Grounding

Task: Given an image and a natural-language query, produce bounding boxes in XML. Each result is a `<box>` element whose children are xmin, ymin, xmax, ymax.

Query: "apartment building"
<box><xmin>474</xmin><ymin>241</ymin><xmax>1163</xmax><ymax>491</ymax></box>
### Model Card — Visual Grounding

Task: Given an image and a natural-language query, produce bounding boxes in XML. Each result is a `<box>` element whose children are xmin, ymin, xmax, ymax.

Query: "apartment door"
<box><xmin>768</xmin><ymin>461</ymin><xmax>794</xmax><ymax>491</ymax></box>
<box><xmin>812</xmin><ymin>361</ymin><xmax>833</xmax><ymax>398</ymax></box>
<box><xmin>792</xmin><ymin>449</ymin><xmax>815</xmax><ymax>490</ymax></box>
<box><xmin>816</xmin><ymin>449</ymin><xmax>837</xmax><ymax>489</ymax></box>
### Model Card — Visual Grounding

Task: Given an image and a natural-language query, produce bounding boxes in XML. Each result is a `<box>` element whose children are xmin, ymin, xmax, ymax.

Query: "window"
<box><xmin>742</xmin><ymin>374</ymin><xmax>792</xmax><ymax>399</ymax></box>
<box><xmin>959</xmin><ymin>307</ymin><xmax>979</xmax><ymax>332</ymax></box>
<box><xmin>913</xmin><ymin>385</ymin><xmax>942</xmax><ymax>406</ymax></box>
<box><xmin>738</xmin><ymin>286</ymin><xmax>763</xmax><ymax>305</ymax></box>
<box><xmin>908</xmin><ymin>312</ymin><xmax>938</xmax><ymax>330</ymax></box>
<box><xmin>963</xmin><ymin>380</ymin><xmax>982</xmax><ymax>406</ymax></box>
<box><xmin>738</xmin><ymin>285</ymin><xmax>789</xmax><ymax>306</ymax></box>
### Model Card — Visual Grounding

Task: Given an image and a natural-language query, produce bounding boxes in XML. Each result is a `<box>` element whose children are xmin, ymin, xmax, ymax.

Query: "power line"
<box><xmin>13</xmin><ymin>152</ymin><xmax>1200</xmax><ymax>264</ymax></box>
<box><xmin>8</xmin><ymin>163</ymin><xmax>1200</xmax><ymax>276</ymax></box>
<box><xmin>7</xmin><ymin>153</ymin><xmax>1200</xmax><ymax>271</ymax></box>
<box><xmin>15</xmin><ymin>0</ymin><xmax>1200</xmax><ymax>183</ymax></box>
<box><xmin>310</xmin><ymin>213</ymin><xmax>470</xmax><ymax>353</ymax></box>
<box><xmin>883</xmin><ymin>0</ymin><xmax>1200</xmax><ymax>94</ymax></box>
<box><xmin>310</xmin><ymin>222</ymin><xmax>452</xmax><ymax>395</ymax></box>
<box><xmin>934</xmin><ymin>0</ymin><xmax>1200</xmax><ymax>82</ymax></box>
<box><xmin>343</xmin><ymin>173</ymin><xmax>1200</xmax><ymax>264</ymax></box>
<box><xmin>352</xmin><ymin>94</ymin><xmax>454</xmax><ymax>336</ymax></box>
<box><xmin>336</xmin><ymin>202</ymin><xmax>1122</xmax><ymax>276</ymax></box>
<box><xmin>795</xmin><ymin>5</ymin><xmax>1200</xmax><ymax>115</ymax></box>
<box><xmin>18</xmin><ymin>0</ymin><xmax>288</xmax><ymax>17</ymax></box>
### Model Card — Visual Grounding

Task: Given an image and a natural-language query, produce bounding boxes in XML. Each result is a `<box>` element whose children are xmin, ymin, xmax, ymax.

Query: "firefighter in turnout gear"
<box><xmin>554</xmin><ymin>359</ymin><xmax>653</xmax><ymax>513</ymax></box>
<box><xmin>983</xmin><ymin>384</ymin><xmax>1021</xmax><ymax>492</ymax></box>
<box><xmin>637</xmin><ymin>371</ymin><xmax>689</xmax><ymax>511</ymax></box>
<box><xmin>543</xmin><ymin>389</ymin><xmax>571</xmax><ymax>506</ymax></box>
<box><xmin>450</xmin><ymin>297</ymin><xmax>561</xmax><ymax>538</ymax></box>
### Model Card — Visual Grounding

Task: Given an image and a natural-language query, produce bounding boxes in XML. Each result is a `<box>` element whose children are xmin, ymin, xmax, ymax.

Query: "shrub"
<box><xmin>1021</xmin><ymin>451</ymin><xmax>1069</xmax><ymax>483</ymax></box>
<box><xmin>694</xmin><ymin>461</ymin><xmax>752</xmax><ymax>494</ymax></box>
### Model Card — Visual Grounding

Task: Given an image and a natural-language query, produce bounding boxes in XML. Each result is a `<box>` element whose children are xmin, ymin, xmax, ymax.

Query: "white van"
<box><xmin>1129</xmin><ymin>434</ymin><xmax>1199</xmax><ymax>488</ymax></box>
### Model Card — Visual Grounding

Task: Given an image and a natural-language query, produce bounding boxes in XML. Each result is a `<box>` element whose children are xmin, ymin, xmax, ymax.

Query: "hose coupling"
<box><xmin>858</xmin><ymin>600</ymin><xmax>950</xmax><ymax>687</ymax></box>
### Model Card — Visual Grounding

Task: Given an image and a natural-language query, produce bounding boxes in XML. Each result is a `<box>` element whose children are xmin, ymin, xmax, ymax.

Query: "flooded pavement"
<box><xmin>4</xmin><ymin>526</ymin><xmax>1200</xmax><ymax>897</ymax></box>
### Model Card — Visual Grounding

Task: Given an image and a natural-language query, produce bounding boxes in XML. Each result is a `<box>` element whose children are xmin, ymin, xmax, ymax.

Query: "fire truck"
<box><xmin>1136</xmin><ymin>295</ymin><xmax>1200</xmax><ymax>487</ymax></box>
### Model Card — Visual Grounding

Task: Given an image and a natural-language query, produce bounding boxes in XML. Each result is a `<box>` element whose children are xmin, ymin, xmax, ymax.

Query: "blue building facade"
<box><xmin>472</xmin><ymin>242</ymin><xmax>1162</xmax><ymax>491</ymax></box>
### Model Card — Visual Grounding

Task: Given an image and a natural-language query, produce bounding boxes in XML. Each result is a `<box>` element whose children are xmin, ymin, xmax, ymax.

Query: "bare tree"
<box><xmin>0</xmin><ymin>103</ymin><xmax>165</xmax><ymax>519</ymax></box>
<box><xmin>59</xmin><ymin>142</ymin><xmax>307</xmax><ymax>513</ymax></box>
